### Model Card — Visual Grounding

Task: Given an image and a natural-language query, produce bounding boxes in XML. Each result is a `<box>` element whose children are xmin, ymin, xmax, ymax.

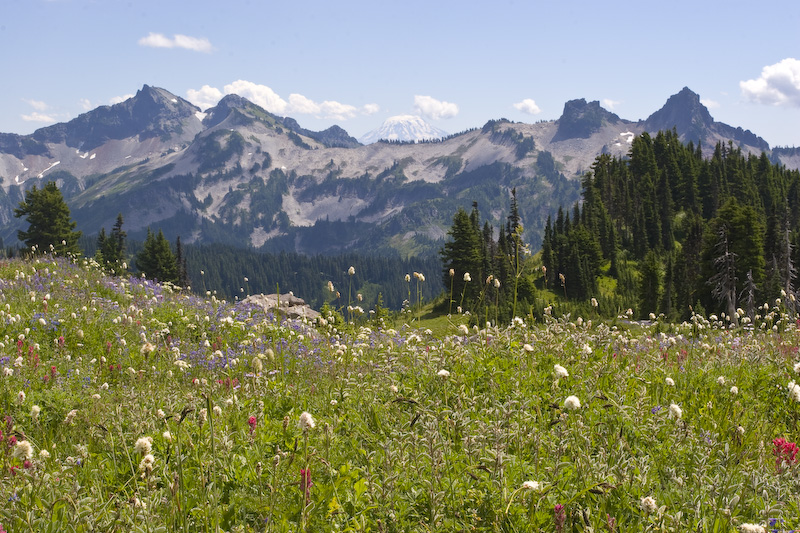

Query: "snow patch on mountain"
<box><xmin>359</xmin><ymin>115</ymin><xmax>448</xmax><ymax>145</ymax></box>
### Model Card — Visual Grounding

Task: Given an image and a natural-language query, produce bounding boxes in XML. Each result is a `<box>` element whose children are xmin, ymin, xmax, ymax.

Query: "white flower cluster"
<box><xmin>788</xmin><ymin>380</ymin><xmax>800</xmax><ymax>402</ymax></box>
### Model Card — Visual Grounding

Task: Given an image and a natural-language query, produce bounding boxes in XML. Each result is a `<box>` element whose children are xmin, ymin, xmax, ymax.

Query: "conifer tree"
<box><xmin>136</xmin><ymin>229</ymin><xmax>178</xmax><ymax>283</ymax></box>
<box><xmin>14</xmin><ymin>181</ymin><xmax>82</xmax><ymax>256</ymax></box>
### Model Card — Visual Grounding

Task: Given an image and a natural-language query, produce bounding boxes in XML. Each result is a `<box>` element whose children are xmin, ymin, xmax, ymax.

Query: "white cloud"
<box><xmin>224</xmin><ymin>80</ymin><xmax>288</xmax><ymax>114</ymax></box>
<box><xmin>21</xmin><ymin>112</ymin><xmax>57</xmax><ymax>123</ymax></box>
<box><xmin>513</xmin><ymin>98</ymin><xmax>542</xmax><ymax>115</ymax></box>
<box><xmin>413</xmin><ymin>95</ymin><xmax>459</xmax><ymax>120</ymax></box>
<box><xmin>602</xmin><ymin>98</ymin><xmax>621</xmax><ymax>111</ymax></box>
<box><xmin>138</xmin><ymin>32</ymin><xmax>213</xmax><ymax>53</ymax></box>
<box><xmin>109</xmin><ymin>94</ymin><xmax>135</xmax><ymax>105</ymax></box>
<box><xmin>700</xmin><ymin>98</ymin><xmax>720</xmax><ymax>109</ymax></box>
<box><xmin>186</xmin><ymin>85</ymin><xmax>224</xmax><ymax>111</ymax></box>
<box><xmin>740</xmin><ymin>58</ymin><xmax>800</xmax><ymax>107</ymax></box>
<box><xmin>79</xmin><ymin>98</ymin><xmax>93</xmax><ymax>110</ymax></box>
<box><xmin>186</xmin><ymin>80</ymin><xmax>372</xmax><ymax>120</ymax></box>
<box><xmin>23</xmin><ymin>99</ymin><xmax>49</xmax><ymax>111</ymax></box>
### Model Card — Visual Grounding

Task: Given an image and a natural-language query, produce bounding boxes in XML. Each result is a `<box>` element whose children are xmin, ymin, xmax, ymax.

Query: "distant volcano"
<box><xmin>358</xmin><ymin>115</ymin><xmax>448</xmax><ymax>144</ymax></box>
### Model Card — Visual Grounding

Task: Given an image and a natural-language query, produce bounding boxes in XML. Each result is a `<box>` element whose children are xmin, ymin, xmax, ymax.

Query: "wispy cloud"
<box><xmin>740</xmin><ymin>58</ymin><xmax>800</xmax><ymax>107</ymax></box>
<box><xmin>138</xmin><ymin>32</ymin><xmax>213</xmax><ymax>53</ymax></box>
<box><xmin>21</xmin><ymin>99</ymin><xmax>56</xmax><ymax>123</ymax></box>
<box><xmin>186</xmin><ymin>80</ymin><xmax>375</xmax><ymax>120</ymax></box>
<box><xmin>109</xmin><ymin>94</ymin><xmax>135</xmax><ymax>105</ymax></box>
<box><xmin>700</xmin><ymin>98</ymin><xmax>720</xmax><ymax>109</ymax></box>
<box><xmin>602</xmin><ymin>98</ymin><xmax>621</xmax><ymax>111</ymax></box>
<box><xmin>414</xmin><ymin>95</ymin><xmax>459</xmax><ymax>120</ymax></box>
<box><xmin>21</xmin><ymin>112</ymin><xmax>57</xmax><ymax>123</ymax></box>
<box><xmin>513</xmin><ymin>98</ymin><xmax>542</xmax><ymax>115</ymax></box>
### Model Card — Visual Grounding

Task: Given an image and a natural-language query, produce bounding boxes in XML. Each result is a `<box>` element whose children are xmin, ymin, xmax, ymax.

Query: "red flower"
<box><xmin>248</xmin><ymin>415</ymin><xmax>257</xmax><ymax>432</ymax></box>
<box><xmin>773</xmin><ymin>437</ymin><xmax>799</xmax><ymax>471</ymax></box>
<box><xmin>300</xmin><ymin>468</ymin><xmax>313</xmax><ymax>498</ymax></box>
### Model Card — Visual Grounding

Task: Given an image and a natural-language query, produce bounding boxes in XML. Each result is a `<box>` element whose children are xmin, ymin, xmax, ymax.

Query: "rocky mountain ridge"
<box><xmin>0</xmin><ymin>85</ymin><xmax>793</xmax><ymax>257</ymax></box>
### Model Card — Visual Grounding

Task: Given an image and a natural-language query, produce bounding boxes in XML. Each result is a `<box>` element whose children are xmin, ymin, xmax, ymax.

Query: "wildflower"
<box><xmin>794</xmin><ymin>361</ymin><xmax>800</xmax><ymax>374</ymax></box>
<box><xmin>737</xmin><ymin>425</ymin><xmax>745</xmax><ymax>436</ymax></box>
<box><xmin>523</xmin><ymin>343</ymin><xmax>534</xmax><ymax>352</ymax></box>
<box><xmin>437</xmin><ymin>369</ymin><xmax>451</xmax><ymax>379</ymax></box>
<box><xmin>298</xmin><ymin>411</ymin><xmax>316</xmax><ymax>431</ymax></box>
<box><xmin>458</xmin><ymin>324</ymin><xmax>469</xmax><ymax>335</ymax></box>
<box><xmin>773</xmin><ymin>437</ymin><xmax>799</xmax><ymax>469</ymax></box>
<box><xmin>739</xmin><ymin>524</ymin><xmax>766</xmax><ymax>533</ymax></box>
<box><xmin>327</xmin><ymin>281</ymin><xmax>335</xmax><ymax>293</ymax></box>
<box><xmin>16</xmin><ymin>391</ymin><xmax>25</xmax><ymax>404</ymax></box>
<box><xmin>157</xmin><ymin>409</ymin><xmax>165</xmax><ymax>419</ymax></box>
<box><xmin>582</xmin><ymin>343</ymin><xmax>592</xmax><ymax>355</ymax></box>
<box><xmin>64</xmin><ymin>409</ymin><xmax>78</xmax><ymax>424</ymax></box>
<box><xmin>248</xmin><ymin>415</ymin><xmax>257</xmax><ymax>434</ymax></box>
<box><xmin>300</xmin><ymin>468</ymin><xmax>313</xmax><ymax>498</ymax></box>
<box><xmin>348</xmin><ymin>266</ymin><xmax>355</xmax><ymax>276</ymax></box>
<box><xmin>665</xmin><ymin>377</ymin><xmax>675</xmax><ymax>387</ymax></box>
<box><xmin>389</xmin><ymin>385</ymin><xmax>399</xmax><ymax>394</ymax></box>
<box><xmin>730</xmin><ymin>386</ymin><xmax>738</xmax><ymax>395</ymax></box>
<box><xmin>554</xmin><ymin>364</ymin><xmax>569</xmax><ymax>379</ymax></box>
<box><xmin>404</xmin><ymin>274</ymin><xmax>411</xmax><ymax>282</ymax></box>
<box><xmin>554</xmin><ymin>504</ymin><xmax>566</xmax><ymax>533</ymax></box>
<box><xmin>134</xmin><ymin>436</ymin><xmax>153</xmax><ymax>456</ymax></box>
<box><xmin>668</xmin><ymin>403</ymin><xmax>682</xmax><ymax>419</ymax></box>
<box><xmin>591</xmin><ymin>297</ymin><xmax>598</xmax><ymax>307</ymax></box>
<box><xmin>139</xmin><ymin>454</ymin><xmax>155</xmax><ymax>476</ymax></box>
<box><xmin>564</xmin><ymin>395</ymin><xmax>581</xmax><ymax>410</ymax></box>
<box><xmin>39</xmin><ymin>449</ymin><xmax>50</xmax><ymax>459</ymax></box>
<box><xmin>213</xmin><ymin>405</ymin><xmax>222</xmax><ymax>417</ymax></box>
<box><xmin>449</xmin><ymin>268</ymin><xmax>455</xmax><ymax>277</ymax></box>
<box><xmin>330</xmin><ymin>399</ymin><xmax>338</xmax><ymax>407</ymax></box>
<box><xmin>13</xmin><ymin>440</ymin><xmax>33</xmax><ymax>461</ymax></box>
<box><xmin>640</xmin><ymin>496</ymin><xmax>657</xmax><ymax>514</ymax></box>
<box><xmin>521</xmin><ymin>480</ymin><xmax>540</xmax><ymax>491</ymax></box>
<box><xmin>463</xmin><ymin>272</ymin><xmax>471</xmax><ymax>282</ymax></box>
<box><xmin>31</xmin><ymin>405</ymin><xmax>40</xmax><ymax>420</ymax></box>
<box><xmin>132</xmin><ymin>496</ymin><xmax>146</xmax><ymax>510</ymax></box>
<box><xmin>717</xmin><ymin>376</ymin><xmax>726</xmax><ymax>386</ymax></box>
<box><xmin>162</xmin><ymin>431</ymin><xmax>172</xmax><ymax>442</ymax></box>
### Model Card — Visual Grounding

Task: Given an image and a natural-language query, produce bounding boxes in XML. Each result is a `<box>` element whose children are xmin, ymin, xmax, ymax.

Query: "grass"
<box><xmin>0</xmin><ymin>255</ymin><xmax>799</xmax><ymax>532</ymax></box>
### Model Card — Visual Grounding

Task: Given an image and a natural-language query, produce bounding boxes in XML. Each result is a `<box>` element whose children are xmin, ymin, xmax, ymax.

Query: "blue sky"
<box><xmin>3</xmin><ymin>0</ymin><xmax>800</xmax><ymax>146</ymax></box>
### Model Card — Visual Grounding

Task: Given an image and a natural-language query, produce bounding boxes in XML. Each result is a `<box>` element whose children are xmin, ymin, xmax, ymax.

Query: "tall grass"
<box><xmin>0</xmin><ymin>255</ymin><xmax>798</xmax><ymax>532</ymax></box>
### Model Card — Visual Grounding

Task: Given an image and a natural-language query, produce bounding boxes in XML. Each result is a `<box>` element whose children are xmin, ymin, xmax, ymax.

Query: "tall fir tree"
<box><xmin>14</xmin><ymin>181</ymin><xmax>82</xmax><ymax>256</ymax></box>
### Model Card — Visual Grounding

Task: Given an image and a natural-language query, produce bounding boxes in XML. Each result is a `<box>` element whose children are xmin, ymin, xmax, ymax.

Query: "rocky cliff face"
<box><xmin>0</xmin><ymin>85</ymin><xmax>788</xmax><ymax>255</ymax></box>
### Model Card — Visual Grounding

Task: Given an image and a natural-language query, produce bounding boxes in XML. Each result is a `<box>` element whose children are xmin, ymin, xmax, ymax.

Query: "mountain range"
<box><xmin>0</xmin><ymin>85</ymin><xmax>797</xmax><ymax>257</ymax></box>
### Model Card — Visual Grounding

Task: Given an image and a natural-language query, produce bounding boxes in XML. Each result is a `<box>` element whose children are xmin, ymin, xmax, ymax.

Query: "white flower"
<box><xmin>64</xmin><ymin>409</ymin><xmax>78</xmax><ymax>424</ymax></box>
<box><xmin>582</xmin><ymin>344</ymin><xmax>592</xmax><ymax>355</ymax></box>
<box><xmin>134</xmin><ymin>436</ymin><xmax>153</xmax><ymax>456</ymax></box>
<box><xmin>717</xmin><ymin>376</ymin><xmax>726</xmax><ymax>386</ymax></box>
<box><xmin>640</xmin><ymin>496</ymin><xmax>657</xmax><ymax>514</ymax></box>
<box><xmin>463</xmin><ymin>272</ymin><xmax>472</xmax><ymax>282</ymax></box>
<box><xmin>389</xmin><ymin>385</ymin><xmax>399</xmax><ymax>394</ymax></box>
<box><xmin>564</xmin><ymin>395</ymin><xmax>581</xmax><ymax>410</ymax></box>
<box><xmin>523</xmin><ymin>343</ymin><xmax>534</xmax><ymax>352</ymax></box>
<box><xmin>39</xmin><ymin>449</ymin><xmax>51</xmax><ymax>459</ymax></box>
<box><xmin>31</xmin><ymin>405</ymin><xmax>40</xmax><ymax>420</ymax></box>
<box><xmin>591</xmin><ymin>297</ymin><xmax>598</xmax><ymax>307</ymax></box>
<box><xmin>330</xmin><ymin>399</ymin><xmax>338</xmax><ymax>407</ymax></box>
<box><xmin>458</xmin><ymin>324</ymin><xmax>469</xmax><ymax>335</ymax></box>
<box><xmin>554</xmin><ymin>364</ymin><xmax>569</xmax><ymax>379</ymax></box>
<box><xmin>162</xmin><ymin>431</ymin><xmax>172</xmax><ymax>441</ymax></box>
<box><xmin>669</xmin><ymin>403</ymin><xmax>682</xmax><ymax>419</ymax></box>
<box><xmin>13</xmin><ymin>440</ymin><xmax>33</xmax><ymax>460</ymax></box>
<box><xmin>730</xmin><ymin>386</ymin><xmax>738</xmax><ymax>395</ymax></box>
<box><xmin>665</xmin><ymin>377</ymin><xmax>675</xmax><ymax>387</ymax></box>
<box><xmin>16</xmin><ymin>390</ymin><xmax>25</xmax><ymax>404</ymax></box>
<box><xmin>794</xmin><ymin>361</ymin><xmax>800</xmax><ymax>374</ymax></box>
<box><xmin>348</xmin><ymin>266</ymin><xmax>355</xmax><ymax>276</ymax></box>
<box><xmin>739</xmin><ymin>524</ymin><xmax>766</xmax><ymax>533</ymax></box>
<box><xmin>437</xmin><ymin>369</ymin><xmax>451</xmax><ymax>379</ymax></box>
<box><xmin>404</xmin><ymin>274</ymin><xmax>411</xmax><ymax>283</ymax></box>
<box><xmin>521</xmin><ymin>480</ymin><xmax>540</xmax><ymax>491</ymax></box>
<box><xmin>298</xmin><ymin>411</ymin><xmax>316</xmax><ymax>431</ymax></box>
<box><xmin>213</xmin><ymin>405</ymin><xmax>222</xmax><ymax>417</ymax></box>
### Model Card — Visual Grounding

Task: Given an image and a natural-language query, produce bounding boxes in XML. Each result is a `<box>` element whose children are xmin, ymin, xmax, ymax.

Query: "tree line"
<box><xmin>540</xmin><ymin>129</ymin><xmax>800</xmax><ymax>320</ymax></box>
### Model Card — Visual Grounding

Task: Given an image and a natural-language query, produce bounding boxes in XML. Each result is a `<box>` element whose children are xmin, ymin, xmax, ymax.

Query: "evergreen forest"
<box><xmin>540</xmin><ymin>130</ymin><xmax>800</xmax><ymax>321</ymax></box>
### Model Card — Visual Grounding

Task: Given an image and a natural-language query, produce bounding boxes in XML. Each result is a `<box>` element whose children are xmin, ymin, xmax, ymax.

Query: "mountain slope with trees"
<box><xmin>541</xmin><ymin>129</ymin><xmax>800</xmax><ymax>320</ymax></box>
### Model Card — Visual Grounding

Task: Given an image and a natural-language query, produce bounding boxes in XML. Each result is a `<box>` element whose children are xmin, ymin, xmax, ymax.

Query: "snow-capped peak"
<box><xmin>359</xmin><ymin>115</ymin><xmax>448</xmax><ymax>145</ymax></box>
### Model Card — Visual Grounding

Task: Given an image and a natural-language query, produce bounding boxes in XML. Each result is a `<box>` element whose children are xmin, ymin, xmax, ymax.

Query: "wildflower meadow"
<box><xmin>1</xmin><ymin>256</ymin><xmax>800</xmax><ymax>532</ymax></box>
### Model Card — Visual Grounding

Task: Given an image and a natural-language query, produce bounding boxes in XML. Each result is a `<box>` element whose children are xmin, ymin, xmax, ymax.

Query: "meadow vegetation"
<box><xmin>1</xmin><ymin>255</ymin><xmax>799</xmax><ymax>532</ymax></box>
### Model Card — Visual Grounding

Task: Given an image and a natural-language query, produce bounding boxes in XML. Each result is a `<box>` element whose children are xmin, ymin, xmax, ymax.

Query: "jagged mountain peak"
<box><xmin>30</xmin><ymin>84</ymin><xmax>198</xmax><ymax>152</ymax></box>
<box><xmin>552</xmin><ymin>99</ymin><xmax>620</xmax><ymax>142</ymax></box>
<box><xmin>359</xmin><ymin>115</ymin><xmax>448</xmax><ymax>144</ymax></box>
<box><xmin>644</xmin><ymin>87</ymin><xmax>713</xmax><ymax>138</ymax></box>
